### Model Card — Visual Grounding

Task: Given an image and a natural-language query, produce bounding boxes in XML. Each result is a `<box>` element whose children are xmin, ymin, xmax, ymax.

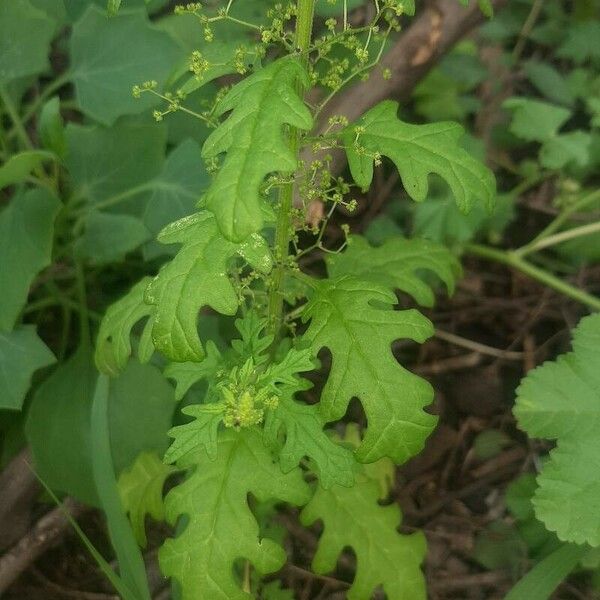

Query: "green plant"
<box><xmin>94</xmin><ymin>2</ymin><xmax>494</xmax><ymax>596</ymax></box>
<box><xmin>3</xmin><ymin>0</ymin><xmax>600</xmax><ymax>599</ymax></box>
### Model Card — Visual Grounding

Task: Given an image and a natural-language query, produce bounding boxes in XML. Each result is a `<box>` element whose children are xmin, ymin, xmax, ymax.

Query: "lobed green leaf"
<box><xmin>95</xmin><ymin>277</ymin><xmax>155</xmax><ymax>376</ymax></box>
<box><xmin>326</xmin><ymin>234</ymin><xmax>462</xmax><ymax>307</ymax></box>
<box><xmin>118</xmin><ymin>451</ymin><xmax>177</xmax><ymax>547</ymax></box>
<box><xmin>145</xmin><ymin>211</ymin><xmax>272</xmax><ymax>362</ymax></box>
<box><xmin>343</xmin><ymin>100</ymin><xmax>495</xmax><ymax>212</ymax></box>
<box><xmin>264</xmin><ymin>389</ymin><xmax>356</xmax><ymax>489</ymax></box>
<box><xmin>302</xmin><ymin>275</ymin><xmax>437</xmax><ymax>464</ymax></box>
<box><xmin>201</xmin><ymin>56</ymin><xmax>313</xmax><ymax>241</ymax></box>
<box><xmin>514</xmin><ymin>313</ymin><xmax>600</xmax><ymax>547</ymax></box>
<box><xmin>159</xmin><ymin>428</ymin><xmax>310</xmax><ymax>600</ymax></box>
<box><xmin>164</xmin><ymin>340</ymin><xmax>223</xmax><ymax>401</ymax></box>
<box><xmin>301</xmin><ymin>456</ymin><xmax>426</xmax><ymax>599</ymax></box>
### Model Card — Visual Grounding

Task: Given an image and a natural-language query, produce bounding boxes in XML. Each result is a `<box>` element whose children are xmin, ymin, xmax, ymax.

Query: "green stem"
<box><xmin>524</xmin><ymin>189</ymin><xmax>600</xmax><ymax>248</ymax></box>
<box><xmin>516</xmin><ymin>220</ymin><xmax>600</xmax><ymax>257</ymax></box>
<box><xmin>75</xmin><ymin>261</ymin><xmax>91</xmax><ymax>347</ymax></box>
<box><xmin>267</xmin><ymin>0</ymin><xmax>315</xmax><ymax>342</ymax></box>
<box><xmin>18</xmin><ymin>71</ymin><xmax>71</xmax><ymax>129</ymax></box>
<box><xmin>81</xmin><ymin>181</ymin><xmax>154</xmax><ymax>213</ymax></box>
<box><xmin>0</xmin><ymin>85</ymin><xmax>33</xmax><ymax>150</ymax></box>
<box><xmin>466</xmin><ymin>243</ymin><xmax>600</xmax><ymax>311</ymax></box>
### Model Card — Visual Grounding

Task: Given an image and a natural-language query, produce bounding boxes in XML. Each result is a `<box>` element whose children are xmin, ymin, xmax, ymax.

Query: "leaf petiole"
<box><xmin>466</xmin><ymin>243</ymin><xmax>600</xmax><ymax>311</ymax></box>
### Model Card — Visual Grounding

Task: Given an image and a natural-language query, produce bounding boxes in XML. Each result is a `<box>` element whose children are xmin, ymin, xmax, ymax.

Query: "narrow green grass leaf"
<box><xmin>32</xmin><ymin>471</ymin><xmax>138</xmax><ymax>600</ymax></box>
<box><xmin>505</xmin><ymin>544</ymin><xmax>587</xmax><ymax>600</ymax></box>
<box><xmin>91</xmin><ymin>375</ymin><xmax>151</xmax><ymax>600</ymax></box>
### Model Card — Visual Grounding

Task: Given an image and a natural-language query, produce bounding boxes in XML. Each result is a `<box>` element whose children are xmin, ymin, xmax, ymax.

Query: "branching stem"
<box><xmin>523</xmin><ymin>189</ymin><xmax>600</xmax><ymax>249</ymax></box>
<box><xmin>466</xmin><ymin>243</ymin><xmax>600</xmax><ymax>312</ymax></box>
<box><xmin>0</xmin><ymin>85</ymin><xmax>33</xmax><ymax>150</ymax></box>
<box><xmin>515</xmin><ymin>220</ymin><xmax>600</xmax><ymax>258</ymax></box>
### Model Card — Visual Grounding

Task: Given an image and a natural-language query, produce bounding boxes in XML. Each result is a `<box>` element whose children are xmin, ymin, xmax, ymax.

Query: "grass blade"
<box><xmin>505</xmin><ymin>543</ymin><xmax>588</xmax><ymax>600</ymax></box>
<box><xmin>91</xmin><ymin>374</ymin><xmax>151</xmax><ymax>600</ymax></box>
<box><xmin>33</xmin><ymin>473</ymin><xmax>137</xmax><ymax>600</ymax></box>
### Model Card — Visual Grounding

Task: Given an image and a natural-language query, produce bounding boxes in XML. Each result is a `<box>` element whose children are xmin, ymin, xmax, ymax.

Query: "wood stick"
<box><xmin>0</xmin><ymin>498</ymin><xmax>87</xmax><ymax>594</ymax></box>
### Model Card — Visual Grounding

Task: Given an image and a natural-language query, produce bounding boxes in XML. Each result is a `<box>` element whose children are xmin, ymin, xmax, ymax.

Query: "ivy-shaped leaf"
<box><xmin>142</xmin><ymin>139</ymin><xmax>210</xmax><ymax>260</ymax></box>
<box><xmin>27</xmin><ymin>352</ymin><xmax>175</xmax><ymax>506</ymax></box>
<box><xmin>145</xmin><ymin>212</ymin><xmax>272</xmax><ymax>362</ymax></box>
<box><xmin>118</xmin><ymin>451</ymin><xmax>177</xmax><ymax>547</ymax></box>
<box><xmin>69</xmin><ymin>7</ymin><xmax>181</xmax><ymax>125</ymax></box>
<box><xmin>0</xmin><ymin>0</ymin><xmax>57</xmax><ymax>84</ymax></box>
<box><xmin>95</xmin><ymin>277</ymin><xmax>155</xmax><ymax>376</ymax></box>
<box><xmin>514</xmin><ymin>313</ymin><xmax>600</xmax><ymax>547</ymax></box>
<box><xmin>0</xmin><ymin>326</ymin><xmax>56</xmax><ymax>411</ymax></box>
<box><xmin>201</xmin><ymin>56</ymin><xmax>313</xmax><ymax>241</ymax></box>
<box><xmin>302</xmin><ymin>275</ymin><xmax>437</xmax><ymax>464</ymax></box>
<box><xmin>326</xmin><ymin>235</ymin><xmax>461</xmax><ymax>307</ymax></box>
<box><xmin>264</xmin><ymin>388</ymin><xmax>356</xmax><ymax>489</ymax></box>
<box><xmin>0</xmin><ymin>188</ymin><xmax>61</xmax><ymax>332</ymax></box>
<box><xmin>343</xmin><ymin>100</ymin><xmax>495</xmax><ymax>212</ymax></box>
<box><xmin>65</xmin><ymin>121</ymin><xmax>166</xmax><ymax>207</ymax></box>
<box><xmin>159</xmin><ymin>428</ymin><xmax>310</xmax><ymax>600</ymax></box>
<box><xmin>301</xmin><ymin>453</ymin><xmax>426</xmax><ymax>599</ymax></box>
<box><xmin>75</xmin><ymin>211</ymin><xmax>151</xmax><ymax>265</ymax></box>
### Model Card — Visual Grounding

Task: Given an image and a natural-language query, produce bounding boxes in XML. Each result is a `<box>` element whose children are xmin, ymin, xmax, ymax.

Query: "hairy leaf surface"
<box><xmin>145</xmin><ymin>212</ymin><xmax>272</xmax><ymax>362</ymax></box>
<box><xmin>514</xmin><ymin>313</ymin><xmax>600</xmax><ymax>547</ymax></box>
<box><xmin>343</xmin><ymin>100</ymin><xmax>495</xmax><ymax>211</ymax></box>
<box><xmin>301</xmin><ymin>461</ymin><xmax>426</xmax><ymax>599</ymax></box>
<box><xmin>202</xmin><ymin>57</ymin><xmax>313</xmax><ymax>241</ymax></box>
<box><xmin>303</xmin><ymin>275</ymin><xmax>437</xmax><ymax>463</ymax></box>
<box><xmin>118</xmin><ymin>451</ymin><xmax>177</xmax><ymax>547</ymax></box>
<box><xmin>326</xmin><ymin>235</ymin><xmax>461</xmax><ymax>307</ymax></box>
<box><xmin>159</xmin><ymin>428</ymin><xmax>310</xmax><ymax>600</ymax></box>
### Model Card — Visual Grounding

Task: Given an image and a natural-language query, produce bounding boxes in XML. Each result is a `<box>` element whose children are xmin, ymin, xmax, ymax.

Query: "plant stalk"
<box><xmin>522</xmin><ymin>189</ymin><xmax>600</xmax><ymax>250</ymax></box>
<box><xmin>0</xmin><ymin>85</ymin><xmax>33</xmax><ymax>150</ymax></box>
<box><xmin>516</xmin><ymin>220</ymin><xmax>600</xmax><ymax>257</ymax></box>
<box><xmin>267</xmin><ymin>0</ymin><xmax>315</xmax><ymax>342</ymax></box>
<box><xmin>466</xmin><ymin>243</ymin><xmax>600</xmax><ymax>311</ymax></box>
